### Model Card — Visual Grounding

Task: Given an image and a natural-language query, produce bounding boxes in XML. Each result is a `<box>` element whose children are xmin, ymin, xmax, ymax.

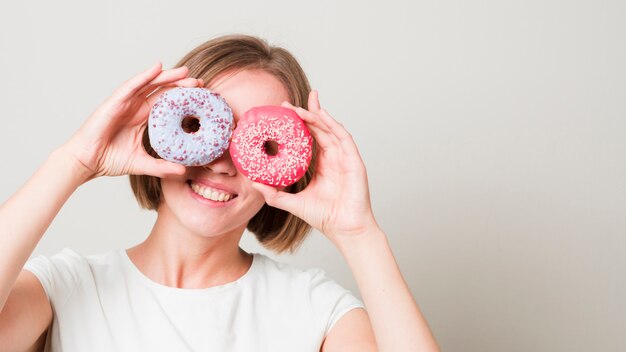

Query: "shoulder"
<box><xmin>25</xmin><ymin>247</ymin><xmax>119</xmax><ymax>275</ymax></box>
<box><xmin>252</xmin><ymin>254</ymin><xmax>365</xmax><ymax>336</ymax></box>
<box><xmin>24</xmin><ymin>248</ymin><xmax>89</xmax><ymax>286</ymax></box>
<box><xmin>252</xmin><ymin>253</ymin><xmax>337</xmax><ymax>291</ymax></box>
<box><xmin>23</xmin><ymin>247</ymin><xmax>119</xmax><ymax>307</ymax></box>
<box><xmin>257</xmin><ymin>255</ymin><xmax>357</xmax><ymax>300</ymax></box>
<box><xmin>23</xmin><ymin>248</ymin><xmax>87</xmax><ymax>309</ymax></box>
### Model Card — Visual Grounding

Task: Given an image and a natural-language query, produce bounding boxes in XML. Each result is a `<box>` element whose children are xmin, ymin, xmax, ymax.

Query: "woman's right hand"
<box><xmin>60</xmin><ymin>62</ymin><xmax>201</xmax><ymax>182</ymax></box>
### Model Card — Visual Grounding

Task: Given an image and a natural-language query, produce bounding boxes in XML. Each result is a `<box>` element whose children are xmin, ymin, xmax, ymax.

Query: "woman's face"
<box><xmin>157</xmin><ymin>69</ymin><xmax>291</xmax><ymax>238</ymax></box>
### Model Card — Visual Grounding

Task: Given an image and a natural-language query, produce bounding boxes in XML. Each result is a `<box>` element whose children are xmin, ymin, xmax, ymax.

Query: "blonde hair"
<box><xmin>129</xmin><ymin>34</ymin><xmax>318</xmax><ymax>254</ymax></box>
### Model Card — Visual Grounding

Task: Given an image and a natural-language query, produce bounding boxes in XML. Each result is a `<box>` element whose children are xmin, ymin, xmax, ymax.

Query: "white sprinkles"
<box><xmin>230</xmin><ymin>109</ymin><xmax>313</xmax><ymax>187</ymax></box>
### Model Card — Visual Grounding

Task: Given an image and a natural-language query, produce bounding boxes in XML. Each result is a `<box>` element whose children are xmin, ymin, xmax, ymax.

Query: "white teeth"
<box><xmin>190</xmin><ymin>182</ymin><xmax>234</xmax><ymax>202</ymax></box>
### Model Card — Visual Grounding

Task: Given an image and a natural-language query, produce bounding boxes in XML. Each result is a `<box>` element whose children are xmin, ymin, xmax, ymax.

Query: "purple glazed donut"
<box><xmin>148</xmin><ymin>87</ymin><xmax>234</xmax><ymax>166</ymax></box>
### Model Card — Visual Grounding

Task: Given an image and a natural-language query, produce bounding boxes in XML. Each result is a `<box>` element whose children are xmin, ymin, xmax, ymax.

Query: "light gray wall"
<box><xmin>1</xmin><ymin>1</ymin><xmax>624</xmax><ymax>351</ymax></box>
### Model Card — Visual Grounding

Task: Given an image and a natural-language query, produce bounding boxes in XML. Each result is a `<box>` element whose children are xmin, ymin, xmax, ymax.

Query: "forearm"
<box><xmin>0</xmin><ymin>147</ymin><xmax>90</xmax><ymax>311</ymax></box>
<box><xmin>336</xmin><ymin>228</ymin><xmax>439</xmax><ymax>352</ymax></box>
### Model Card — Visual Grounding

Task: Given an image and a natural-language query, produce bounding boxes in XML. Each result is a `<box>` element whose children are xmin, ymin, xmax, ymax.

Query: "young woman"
<box><xmin>0</xmin><ymin>34</ymin><xmax>438</xmax><ymax>351</ymax></box>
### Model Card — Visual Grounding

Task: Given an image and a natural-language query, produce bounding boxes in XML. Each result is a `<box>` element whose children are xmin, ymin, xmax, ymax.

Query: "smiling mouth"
<box><xmin>187</xmin><ymin>180</ymin><xmax>238</xmax><ymax>202</ymax></box>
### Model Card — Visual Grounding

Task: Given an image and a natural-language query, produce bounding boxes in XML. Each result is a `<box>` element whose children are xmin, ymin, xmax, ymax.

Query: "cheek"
<box><xmin>249</xmin><ymin>197</ymin><xmax>267</xmax><ymax>218</ymax></box>
<box><xmin>159</xmin><ymin>180</ymin><xmax>179</xmax><ymax>205</ymax></box>
<box><xmin>160</xmin><ymin>175</ymin><xmax>191</xmax><ymax>200</ymax></box>
<box><xmin>247</xmin><ymin>184</ymin><xmax>267</xmax><ymax>207</ymax></box>
<box><xmin>241</xmin><ymin>179</ymin><xmax>269</xmax><ymax>209</ymax></box>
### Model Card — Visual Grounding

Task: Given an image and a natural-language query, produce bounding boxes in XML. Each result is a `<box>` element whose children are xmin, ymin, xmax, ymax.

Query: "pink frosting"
<box><xmin>230</xmin><ymin>106</ymin><xmax>313</xmax><ymax>187</ymax></box>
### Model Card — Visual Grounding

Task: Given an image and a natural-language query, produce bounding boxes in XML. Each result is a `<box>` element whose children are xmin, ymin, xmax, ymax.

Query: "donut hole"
<box><xmin>181</xmin><ymin>116</ymin><xmax>201</xmax><ymax>134</ymax></box>
<box><xmin>263</xmin><ymin>140</ymin><xmax>279</xmax><ymax>156</ymax></box>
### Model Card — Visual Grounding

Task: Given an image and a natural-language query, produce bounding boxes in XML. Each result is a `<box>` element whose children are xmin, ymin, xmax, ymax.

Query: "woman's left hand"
<box><xmin>251</xmin><ymin>90</ymin><xmax>380</xmax><ymax>246</ymax></box>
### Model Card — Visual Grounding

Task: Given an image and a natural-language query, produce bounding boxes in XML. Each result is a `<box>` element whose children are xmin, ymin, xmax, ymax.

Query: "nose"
<box><xmin>202</xmin><ymin>149</ymin><xmax>237</xmax><ymax>176</ymax></box>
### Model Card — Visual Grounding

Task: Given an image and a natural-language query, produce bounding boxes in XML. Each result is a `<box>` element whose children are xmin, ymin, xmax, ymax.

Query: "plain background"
<box><xmin>1</xmin><ymin>0</ymin><xmax>624</xmax><ymax>351</ymax></box>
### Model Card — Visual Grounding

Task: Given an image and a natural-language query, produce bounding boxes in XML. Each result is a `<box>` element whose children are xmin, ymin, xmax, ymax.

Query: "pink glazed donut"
<box><xmin>229</xmin><ymin>106</ymin><xmax>313</xmax><ymax>187</ymax></box>
<box><xmin>148</xmin><ymin>87</ymin><xmax>233</xmax><ymax>166</ymax></box>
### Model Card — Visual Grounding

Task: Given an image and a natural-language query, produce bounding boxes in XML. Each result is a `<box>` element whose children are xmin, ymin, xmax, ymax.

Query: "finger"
<box><xmin>113</xmin><ymin>61</ymin><xmax>163</xmax><ymax>101</ymax></box>
<box><xmin>135</xmin><ymin>155</ymin><xmax>187</xmax><ymax>178</ymax></box>
<box><xmin>281</xmin><ymin>101</ymin><xmax>338</xmax><ymax>150</ymax></box>
<box><xmin>283</xmin><ymin>101</ymin><xmax>333</xmax><ymax>134</ymax></box>
<box><xmin>308</xmin><ymin>90</ymin><xmax>321</xmax><ymax>113</ymax></box>
<box><xmin>143</xmin><ymin>66</ymin><xmax>191</xmax><ymax>90</ymax></box>
<box><xmin>143</xmin><ymin>77</ymin><xmax>203</xmax><ymax>96</ymax></box>
<box><xmin>317</xmin><ymin>108</ymin><xmax>350</xmax><ymax>141</ymax></box>
<box><xmin>138</xmin><ymin>68</ymin><xmax>196</xmax><ymax>96</ymax></box>
<box><xmin>171</xmin><ymin>77</ymin><xmax>203</xmax><ymax>87</ymax></box>
<box><xmin>281</xmin><ymin>101</ymin><xmax>336</xmax><ymax>139</ymax></box>
<box><xmin>318</xmin><ymin>108</ymin><xmax>362</xmax><ymax>156</ymax></box>
<box><xmin>251</xmin><ymin>182</ymin><xmax>302</xmax><ymax>216</ymax></box>
<box><xmin>145</xmin><ymin>86</ymin><xmax>164</xmax><ymax>100</ymax></box>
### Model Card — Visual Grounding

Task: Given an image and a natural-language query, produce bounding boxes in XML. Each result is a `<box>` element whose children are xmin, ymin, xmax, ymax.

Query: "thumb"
<box><xmin>251</xmin><ymin>182</ymin><xmax>301</xmax><ymax>215</ymax></box>
<box><xmin>136</xmin><ymin>155</ymin><xmax>187</xmax><ymax>178</ymax></box>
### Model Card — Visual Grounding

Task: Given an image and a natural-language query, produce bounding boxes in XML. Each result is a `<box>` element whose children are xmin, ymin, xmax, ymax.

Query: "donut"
<box><xmin>148</xmin><ymin>87</ymin><xmax>233</xmax><ymax>166</ymax></box>
<box><xmin>229</xmin><ymin>106</ymin><xmax>313</xmax><ymax>187</ymax></box>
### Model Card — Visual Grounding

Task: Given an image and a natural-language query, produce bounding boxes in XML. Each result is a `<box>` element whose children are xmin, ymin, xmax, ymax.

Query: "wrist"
<box><xmin>332</xmin><ymin>223</ymin><xmax>387</xmax><ymax>256</ymax></box>
<box><xmin>50</xmin><ymin>145</ymin><xmax>96</xmax><ymax>186</ymax></box>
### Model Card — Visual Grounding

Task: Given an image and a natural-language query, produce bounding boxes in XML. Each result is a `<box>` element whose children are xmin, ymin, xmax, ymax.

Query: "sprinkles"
<box><xmin>230</xmin><ymin>106</ymin><xmax>313</xmax><ymax>187</ymax></box>
<box><xmin>148</xmin><ymin>88</ymin><xmax>233</xmax><ymax>166</ymax></box>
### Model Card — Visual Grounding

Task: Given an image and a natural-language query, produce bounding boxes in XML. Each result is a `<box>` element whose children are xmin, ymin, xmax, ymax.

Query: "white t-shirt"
<box><xmin>23</xmin><ymin>248</ymin><xmax>365</xmax><ymax>352</ymax></box>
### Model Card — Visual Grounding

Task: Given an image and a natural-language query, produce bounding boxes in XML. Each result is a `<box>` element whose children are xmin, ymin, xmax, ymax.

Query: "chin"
<box><xmin>159</xmin><ymin>174</ymin><xmax>266</xmax><ymax>236</ymax></box>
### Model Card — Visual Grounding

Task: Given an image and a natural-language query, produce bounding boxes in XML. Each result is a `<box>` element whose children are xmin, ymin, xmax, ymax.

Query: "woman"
<box><xmin>0</xmin><ymin>34</ymin><xmax>438</xmax><ymax>351</ymax></box>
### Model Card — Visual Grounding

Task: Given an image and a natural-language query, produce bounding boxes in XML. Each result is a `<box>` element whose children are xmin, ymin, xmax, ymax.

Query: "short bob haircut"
<box><xmin>129</xmin><ymin>34</ymin><xmax>318</xmax><ymax>254</ymax></box>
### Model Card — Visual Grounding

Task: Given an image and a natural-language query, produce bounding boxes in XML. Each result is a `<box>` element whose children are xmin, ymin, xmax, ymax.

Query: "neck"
<box><xmin>126</xmin><ymin>207</ymin><xmax>252</xmax><ymax>289</ymax></box>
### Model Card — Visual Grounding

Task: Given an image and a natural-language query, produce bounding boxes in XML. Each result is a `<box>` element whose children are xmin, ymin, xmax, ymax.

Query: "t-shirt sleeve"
<box><xmin>22</xmin><ymin>247</ymin><xmax>86</xmax><ymax>310</ymax></box>
<box><xmin>307</xmin><ymin>268</ymin><xmax>366</xmax><ymax>337</ymax></box>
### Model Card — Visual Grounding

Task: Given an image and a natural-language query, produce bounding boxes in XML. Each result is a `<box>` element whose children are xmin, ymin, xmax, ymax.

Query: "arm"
<box><xmin>333</xmin><ymin>228</ymin><xmax>438</xmax><ymax>351</ymax></box>
<box><xmin>0</xmin><ymin>149</ymin><xmax>89</xmax><ymax>352</ymax></box>
<box><xmin>252</xmin><ymin>91</ymin><xmax>439</xmax><ymax>351</ymax></box>
<box><xmin>0</xmin><ymin>63</ymin><xmax>200</xmax><ymax>349</ymax></box>
<box><xmin>0</xmin><ymin>61</ymin><xmax>195</xmax><ymax>311</ymax></box>
<box><xmin>0</xmin><ymin>148</ymin><xmax>89</xmax><ymax>311</ymax></box>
